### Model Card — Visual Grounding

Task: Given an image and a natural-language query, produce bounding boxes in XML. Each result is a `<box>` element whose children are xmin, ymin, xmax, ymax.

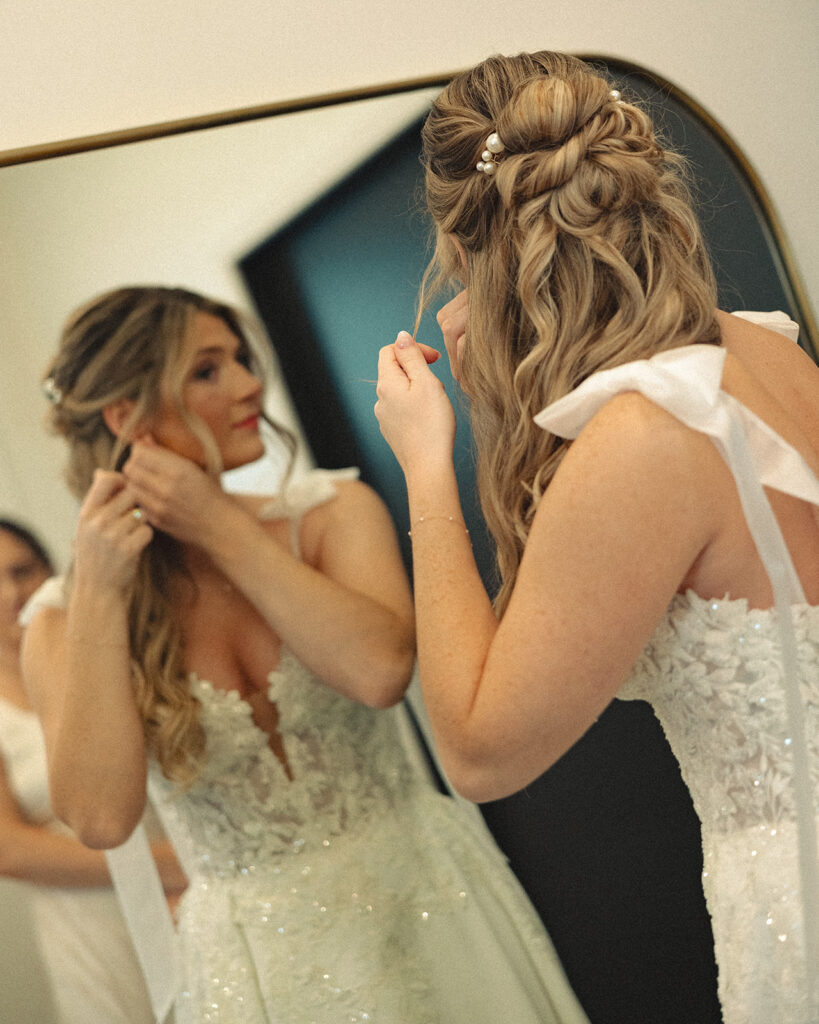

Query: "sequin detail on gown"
<box><xmin>620</xmin><ymin>592</ymin><xmax>819</xmax><ymax>1022</ymax></box>
<box><xmin>150</xmin><ymin>652</ymin><xmax>585</xmax><ymax>1023</ymax></box>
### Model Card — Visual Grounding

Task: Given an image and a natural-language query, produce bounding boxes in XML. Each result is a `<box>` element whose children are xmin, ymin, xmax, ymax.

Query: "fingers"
<box><xmin>436</xmin><ymin>289</ymin><xmax>468</xmax><ymax>329</ymax></box>
<box><xmin>417</xmin><ymin>342</ymin><xmax>441</xmax><ymax>364</ymax></box>
<box><xmin>436</xmin><ymin>290</ymin><xmax>468</xmax><ymax>379</ymax></box>
<box><xmin>76</xmin><ymin>471</ymin><xmax>153</xmax><ymax>587</ymax></box>
<box><xmin>393</xmin><ymin>332</ymin><xmax>435</xmax><ymax>378</ymax></box>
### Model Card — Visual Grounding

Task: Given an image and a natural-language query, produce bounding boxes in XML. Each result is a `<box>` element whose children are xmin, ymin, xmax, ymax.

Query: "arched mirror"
<box><xmin>0</xmin><ymin>57</ymin><xmax>814</xmax><ymax>1024</ymax></box>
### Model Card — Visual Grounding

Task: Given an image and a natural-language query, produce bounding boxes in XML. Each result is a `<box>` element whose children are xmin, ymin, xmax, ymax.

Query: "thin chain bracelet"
<box><xmin>408</xmin><ymin>514</ymin><xmax>470</xmax><ymax>538</ymax></box>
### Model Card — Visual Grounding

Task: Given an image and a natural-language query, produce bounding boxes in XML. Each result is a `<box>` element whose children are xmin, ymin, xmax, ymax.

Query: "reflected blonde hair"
<box><xmin>44</xmin><ymin>286</ymin><xmax>295</xmax><ymax>785</ymax></box>
<box><xmin>420</xmin><ymin>52</ymin><xmax>719</xmax><ymax>612</ymax></box>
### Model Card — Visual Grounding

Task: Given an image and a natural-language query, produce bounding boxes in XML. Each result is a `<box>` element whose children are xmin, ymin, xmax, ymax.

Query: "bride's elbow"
<box><xmin>51</xmin><ymin>783</ymin><xmax>145</xmax><ymax>850</ymax></box>
<box><xmin>359</xmin><ymin>642</ymin><xmax>416</xmax><ymax>710</ymax></box>
<box><xmin>438</xmin><ymin>740</ymin><xmax>556</xmax><ymax>805</ymax></box>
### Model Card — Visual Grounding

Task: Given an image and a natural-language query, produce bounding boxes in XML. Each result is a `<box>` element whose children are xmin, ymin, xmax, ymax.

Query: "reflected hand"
<box><xmin>375</xmin><ymin>332</ymin><xmax>456</xmax><ymax>476</ymax></box>
<box><xmin>436</xmin><ymin>289</ymin><xmax>468</xmax><ymax>383</ymax></box>
<box><xmin>74</xmin><ymin>470</ymin><xmax>153</xmax><ymax>593</ymax></box>
<box><xmin>122</xmin><ymin>436</ymin><xmax>228</xmax><ymax>545</ymax></box>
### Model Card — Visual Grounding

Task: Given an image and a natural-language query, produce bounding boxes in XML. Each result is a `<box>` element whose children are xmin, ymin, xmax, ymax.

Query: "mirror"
<box><xmin>0</xmin><ymin>83</ymin><xmax>444</xmax><ymax>1024</ymax></box>
<box><xmin>0</xmin><ymin>84</ymin><xmax>444</xmax><ymax>567</ymax></box>
<box><xmin>0</xmin><ymin>64</ymin><xmax>812</xmax><ymax>1024</ymax></box>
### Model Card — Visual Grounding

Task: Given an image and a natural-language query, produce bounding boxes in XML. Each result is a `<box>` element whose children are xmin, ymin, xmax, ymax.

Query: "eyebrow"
<box><xmin>192</xmin><ymin>343</ymin><xmax>234</xmax><ymax>359</ymax></box>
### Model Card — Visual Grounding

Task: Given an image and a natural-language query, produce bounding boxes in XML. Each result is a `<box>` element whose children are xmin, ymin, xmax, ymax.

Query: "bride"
<box><xmin>22</xmin><ymin>284</ymin><xmax>590</xmax><ymax>1023</ymax></box>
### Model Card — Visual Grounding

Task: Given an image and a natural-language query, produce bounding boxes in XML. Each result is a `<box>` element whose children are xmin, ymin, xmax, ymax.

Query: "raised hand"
<box><xmin>121</xmin><ymin>435</ymin><xmax>231</xmax><ymax>546</ymax></box>
<box><xmin>436</xmin><ymin>289</ymin><xmax>469</xmax><ymax>383</ymax></box>
<box><xmin>375</xmin><ymin>332</ymin><xmax>456</xmax><ymax>477</ymax></box>
<box><xmin>73</xmin><ymin>469</ymin><xmax>153</xmax><ymax>594</ymax></box>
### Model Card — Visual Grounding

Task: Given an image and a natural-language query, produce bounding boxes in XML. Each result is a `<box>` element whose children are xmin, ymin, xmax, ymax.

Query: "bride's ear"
<box><xmin>102</xmin><ymin>398</ymin><xmax>138</xmax><ymax>439</ymax></box>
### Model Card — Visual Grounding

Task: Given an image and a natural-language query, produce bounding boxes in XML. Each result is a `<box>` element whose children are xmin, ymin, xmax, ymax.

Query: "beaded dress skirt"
<box><xmin>149</xmin><ymin>650</ymin><xmax>588</xmax><ymax>1023</ymax></box>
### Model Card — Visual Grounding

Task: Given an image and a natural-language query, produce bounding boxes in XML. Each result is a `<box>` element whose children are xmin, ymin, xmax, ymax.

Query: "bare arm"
<box><xmin>123</xmin><ymin>443</ymin><xmax>416</xmax><ymax>707</ymax></box>
<box><xmin>0</xmin><ymin>755</ymin><xmax>186</xmax><ymax>894</ymax></box>
<box><xmin>376</xmin><ymin>335</ymin><xmax>717</xmax><ymax>801</ymax></box>
<box><xmin>22</xmin><ymin>471</ymin><xmax>154</xmax><ymax>848</ymax></box>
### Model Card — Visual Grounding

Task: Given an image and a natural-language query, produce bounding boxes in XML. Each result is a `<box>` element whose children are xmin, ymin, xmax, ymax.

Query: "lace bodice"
<box><xmin>620</xmin><ymin>592</ymin><xmax>819</xmax><ymax>833</ymax></box>
<box><xmin>149</xmin><ymin>651</ymin><xmax>422</xmax><ymax>879</ymax></box>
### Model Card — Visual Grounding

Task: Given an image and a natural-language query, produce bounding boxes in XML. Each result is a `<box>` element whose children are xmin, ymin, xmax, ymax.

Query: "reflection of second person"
<box><xmin>22</xmin><ymin>286</ymin><xmax>591</xmax><ymax>1024</ymax></box>
<box><xmin>0</xmin><ymin>518</ymin><xmax>184</xmax><ymax>1024</ymax></box>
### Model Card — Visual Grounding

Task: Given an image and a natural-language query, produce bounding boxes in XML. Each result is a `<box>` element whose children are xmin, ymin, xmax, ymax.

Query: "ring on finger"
<box><xmin>131</xmin><ymin>507</ymin><xmax>145</xmax><ymax>522</ymax></box>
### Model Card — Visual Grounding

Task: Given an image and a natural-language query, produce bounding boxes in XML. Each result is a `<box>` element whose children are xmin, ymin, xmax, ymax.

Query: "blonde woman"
<box><xmin>0</xmin><ymin>518</ymin><xmax>184</xmax><ymax>1023</ymax></box>
<box><xmin>375</xmin><ymin>51</ymin><xmax>819</xmax><ymax>1024</ymax></box>
<box><xmin>22</xmin><ymin>286</ymin><xmax>591</xmax><ymax>1023</ymax></box>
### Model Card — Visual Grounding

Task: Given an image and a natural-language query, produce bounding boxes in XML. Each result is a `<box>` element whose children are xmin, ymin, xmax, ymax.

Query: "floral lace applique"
<box><xmin>620</xmin><ymin>591</ymin><xmax>819</xmax><ymax>1023</ymax></box>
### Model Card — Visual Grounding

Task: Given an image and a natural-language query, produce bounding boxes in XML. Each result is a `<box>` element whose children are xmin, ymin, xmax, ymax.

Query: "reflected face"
<box><xmin>151</xmin><ymin>311</ymin><xmax>265</xmax><ymax>471</ymax></box>
<box><xmin>0</xmin><ymin>531</ymin><xmax>50</xmax><ymax>650</ymax></box>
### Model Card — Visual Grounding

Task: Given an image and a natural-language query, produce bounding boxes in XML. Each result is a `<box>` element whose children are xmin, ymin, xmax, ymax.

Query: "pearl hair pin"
<box><xmin>42</xmin><ymin>377</ymin><xmax>63</xmax><ymax>404</ymax></box>
<box><xmin>609</xmin><ymin>89</ymin><xmax>622</xmax><ymax>103</ymax></box>
<box><xmin>476</xmin><ymin>131</ymin><xmax>505</xmax><ymax>175</ymax></box>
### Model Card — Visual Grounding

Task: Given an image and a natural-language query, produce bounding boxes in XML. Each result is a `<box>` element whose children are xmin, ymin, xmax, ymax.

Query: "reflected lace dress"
<box><xmin>31</xmin><ymin>471</ymin><xmax>589</xmax><ymax>1024</ymax></box>
<box><xmin>0</xmin><ymin>696</ymin><xmax>155</xmax><ymax>1024</ymax></box>
<box><xmin>535</xmin><ymin>312</ymin><xmax>819</xmax><ymax>1024</ymax></box>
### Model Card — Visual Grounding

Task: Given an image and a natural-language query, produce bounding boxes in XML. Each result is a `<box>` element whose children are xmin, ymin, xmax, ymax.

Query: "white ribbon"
<box><xmin>105</xmin><ymin>822</ymin><xmax>180</xmax><ymax>1023</ymax></box>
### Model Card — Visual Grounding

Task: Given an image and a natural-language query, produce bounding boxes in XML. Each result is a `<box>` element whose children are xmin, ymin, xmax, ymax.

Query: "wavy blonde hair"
<box><xmin>44</xmin><ymin>286</ymin><xmax>295</xmax><ymax>785</ymax></box>
<box><xmin>420</xmin><ymin>51</ymin><xmax>719</xmax><ymax>612</ymax></box>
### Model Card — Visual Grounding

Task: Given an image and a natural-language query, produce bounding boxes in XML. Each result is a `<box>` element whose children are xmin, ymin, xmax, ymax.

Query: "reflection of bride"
<box><xmin>22</xmin><ymin>286</ymin><xmax>590</xmax><ymax>1023</ymax></box>
<box><xmin>0</xmin><ymin>518</ymin><xmax>185</xmax><ymax>1024</ymax></box>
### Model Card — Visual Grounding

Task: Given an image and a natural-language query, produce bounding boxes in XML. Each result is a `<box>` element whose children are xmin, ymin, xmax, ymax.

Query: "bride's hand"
<box><xmin>74</xmin><ymin>470</ymin><xmax>153</xmax><ymax>593</ymax></box>
<box><xmin>436</xmin><ymin>289</ymin><xmax>469</xmax><ymax>383</ymax></box>
<box><xmin>122</xmin><ymin>436</ymin><xmax>231</xmax><ymax>545</ymax></box>
<box><xmin>375</xmin><ymin>332</ymin><xmax>456</xmax><ymax>477</ymax></box>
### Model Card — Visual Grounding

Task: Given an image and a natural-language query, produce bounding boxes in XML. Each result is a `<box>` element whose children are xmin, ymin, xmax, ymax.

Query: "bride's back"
<box><xmin>680</xmin><ymin>313</ymin><xmax>819</xmax><ymax>606</ymax></box>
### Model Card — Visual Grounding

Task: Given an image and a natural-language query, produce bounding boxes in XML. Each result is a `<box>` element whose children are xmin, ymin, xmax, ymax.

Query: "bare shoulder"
<box><xmin>564</xmin><ymin>389</ymin><xmax>720</xmax><ymax>482</ymax></box>
<box><xmin>544</xmin><ymin>390</ymin><xmax>729</xmax><ymax>554</ymax></box>
<box><xmin>717</xmin><ymin>310</ymin><xmax>819</xmax><ymax>453</ymax></box>
<box><xmin>22</xmin><ymin>603</ymin><xmax>67</xmax><ymax>650</ymax></box>
<box><xmin>300</xmin><ymin>480</ymin><xmax>394</xmax><ymax>551</ymax></box>
<box><xmin>305</xmin><ymin>478</ymin><xmax>386</xmax><ymax>521</ymax></box>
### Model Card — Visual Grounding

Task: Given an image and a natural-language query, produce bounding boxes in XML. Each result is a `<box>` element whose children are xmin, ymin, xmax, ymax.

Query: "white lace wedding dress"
<box><xmin>25</xmin><ymin>472</ymin><xmax>590</xmax><ymax>1024</ymax></box>
<box><xmin>535</xmin><ymin>312</ymin><xmax>819</xmax><ymax>1024</ymax></box>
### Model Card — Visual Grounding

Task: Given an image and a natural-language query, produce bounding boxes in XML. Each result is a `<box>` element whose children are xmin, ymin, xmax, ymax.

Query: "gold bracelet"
<box><xmin>408</xmin><ymin>515</ymin><xmax>470</xmax><ymax>538</ymax></box>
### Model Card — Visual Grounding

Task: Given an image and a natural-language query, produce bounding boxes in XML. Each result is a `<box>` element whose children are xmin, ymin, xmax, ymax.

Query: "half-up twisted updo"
<box><xmin>421</xmin><ymin>51</ymin><xmax>719</xmax><ymax>612</ymax></box>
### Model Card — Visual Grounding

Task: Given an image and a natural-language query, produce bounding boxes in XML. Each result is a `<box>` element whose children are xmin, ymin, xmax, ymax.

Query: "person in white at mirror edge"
<box><xmin>0</xmin><ymin>517</ymin><xmax>185</xmax><ymax>1024</ymax></box>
